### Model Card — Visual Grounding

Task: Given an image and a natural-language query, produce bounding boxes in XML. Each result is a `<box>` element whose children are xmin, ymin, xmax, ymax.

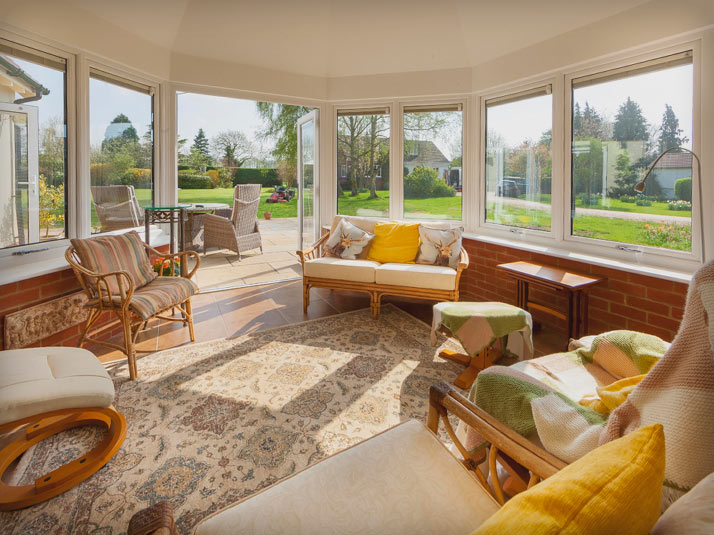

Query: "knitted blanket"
<box><xmin>464</xmin><ymin>330</ymin><xmax>666</xmax><ymax>463</ymax></box>
<box><xmin>602</xmin><ymin>261</ymin><xmax>714</xmax><ymax>503</ymax></box>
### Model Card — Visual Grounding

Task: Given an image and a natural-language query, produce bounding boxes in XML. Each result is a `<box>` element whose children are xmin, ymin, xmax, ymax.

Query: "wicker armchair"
<box><xmin>203</xmin><ymin>184</ymin><xmax>262</xmax><ymax>259</ymax></box>
<box><xmin>91</xmin><ymin>185</ymin><xmax>144</xmax><ymax>232</ymax></box>
<box><xmin>65</xmin><ymin>231</ymin><xmax>200</xmax><ymax>380</ymax></box>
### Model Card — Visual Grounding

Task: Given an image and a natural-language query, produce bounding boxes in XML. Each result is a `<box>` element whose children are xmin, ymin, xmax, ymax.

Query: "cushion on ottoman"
<box><xmin>0</xmin><ymin>347</ymin><xmax>114</xmax><ymax>426</ymax></box>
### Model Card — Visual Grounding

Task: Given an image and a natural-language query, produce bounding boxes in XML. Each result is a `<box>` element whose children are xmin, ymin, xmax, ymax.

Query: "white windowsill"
<box><xmin>0</xmin><ymin>226</ymin><xmax>170</xmax><ymax>287</ymax></box>
<box><xmin>463</xmin><ymin>233</ymin><xmax>693</xmax><ymax>284</ymax></box>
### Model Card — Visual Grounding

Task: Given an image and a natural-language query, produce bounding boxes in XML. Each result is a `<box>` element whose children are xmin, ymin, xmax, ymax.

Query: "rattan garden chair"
<box><xmin>203</xmin><ymin>184</ymin><xmax>262</xmax><ymax>259</ymax></box>
<box><xmin>91</xmin><ymin>185</ymin><xmax>144</xmax><ymax>232</ymax></box>
<box><xmin>65</xmin><ymin>231</ymin><xmax>200</xmax><ymax>380</ymax></box>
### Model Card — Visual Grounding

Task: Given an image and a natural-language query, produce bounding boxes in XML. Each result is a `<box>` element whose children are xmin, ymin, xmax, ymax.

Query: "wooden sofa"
<box><xmin>297</xmin><ymin>216</ymin><xmax>469</xmax><ymax>318</ymax></box>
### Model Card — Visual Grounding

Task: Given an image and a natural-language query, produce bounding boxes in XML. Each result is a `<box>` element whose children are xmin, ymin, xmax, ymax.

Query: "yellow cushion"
<box><xmin>473</xmin><ymin>424</ymin><xmax>665</xmax><ymax>535</ymax></box>
<box><xmin>580</xmin><ymin>374</ymin><xmax>646</xmax><ymax>415</ymax></box>
<box><xmin>366</xmin><ymin>222</ymin><xmax>420</xmax><ymax>263</ymax></box>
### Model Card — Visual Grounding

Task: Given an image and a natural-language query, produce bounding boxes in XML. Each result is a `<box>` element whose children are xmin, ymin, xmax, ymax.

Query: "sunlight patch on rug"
<box><xmin>1</xmin><ymin>305</ymin><xmax>462</xmax><ymax>534</ymax></box>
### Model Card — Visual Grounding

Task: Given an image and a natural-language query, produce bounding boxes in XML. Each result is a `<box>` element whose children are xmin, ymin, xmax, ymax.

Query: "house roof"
<box><xmin>0</xmin><ymin>55</ymin><xmax>49</xmax><ymax>102</ymax></box>
<box><xmin>656</xmin><ymin>152</ymin><xmax>693</xmax><ymax>169</ymax></box>
<box><xmin>404</xmin><ymin>140</ymin><xmax>450</xmax><ymax>166</ymax></box>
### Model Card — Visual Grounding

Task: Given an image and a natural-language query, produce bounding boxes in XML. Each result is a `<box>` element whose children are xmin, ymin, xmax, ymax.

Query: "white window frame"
<box><xmin>0</xmin><ymin>32</ymin><xmax>75</xmax><ymax>272</ymax></box>
<box><xmin>333</xmin><ymin>103</ymin><xmax>393</xmax><ymax>219</ymax></box>
<box><xmin>84</xmin><ymin>60</ymin><xmax>160</xmax><ymax>237</ymax></box>
<box><xmin>399</xmin><ymin>97</ymin><xmax>468</xmax><ymax>223</ymax></box>
<box><xmin>563</xmin><ymin>42</ymin><xmax>701</xmax><ymax>266</ymax></box>
<box><xmin>479</xmin><ymin>80</ymin><xmax>558</xmax><ymax>238</ymax></box>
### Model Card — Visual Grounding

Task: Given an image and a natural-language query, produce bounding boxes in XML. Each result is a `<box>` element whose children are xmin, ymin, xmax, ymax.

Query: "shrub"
<box><xmin>121</xmin><ymin>168</ymin><xmax>152</xmax><ymax>188</ymax></box>
<box><xmin>178</xmin><ymin>173</ymin><xmax>214</xmax><ymax>189</ymax></box>
<box><xmin>619</xmin><ymin>195</ymin><xmax>636</xmax><ymax>203</ymax></box>
<box><xmin>403</xmin><ymin>166</ymin><xmax>456</xmax><ymax>199</ymax></box>
<box><xmin>233</xmin><ymin>168</ymin><xmax>281</xmax><ymax>187</ymax></box>
<box><xmin>90</xmin><ymin>163</ymin><xmax>116</xmax><ymax>185</ymax></box>
<box><xmin>635</xmin><ymin>198</ymin><xmax>652</xmax><ymax>207</ymax></box>
<box><xmin>668</xmin><ymin>200</ymin><xmax>692</xmax><ymax>211</ymax></box>
<box><xmin>205</xmin><ymin>169</ymin><xmax>221</xmax><ymax>187</ymax></box>
<box><xmin>674</xmin><ymin>177</ymin><xmax>692</xmax><ymax>202</ymax></box>
<box><xmin>575</xmin><ymin>192</ymin><xmax>600</xmax><ymax>207</ymax></box>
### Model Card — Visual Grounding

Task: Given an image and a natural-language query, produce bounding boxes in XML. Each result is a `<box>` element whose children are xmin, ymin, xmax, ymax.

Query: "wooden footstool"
<box><xmin>432</xmin><ymin>302</ymin><xmax>533</xmax><ymax>389</ymax></box>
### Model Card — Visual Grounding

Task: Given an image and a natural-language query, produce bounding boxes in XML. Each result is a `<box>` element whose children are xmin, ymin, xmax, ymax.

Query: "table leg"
<box><xmin>144</xmin><ymin>213</ymin><xmax>150</xmax><ymax>249</ymax></box>
<box><xmin>567</xmin><ymin>292</ymin><xmax>575</xmax><ymax>344</ymax></box>
<box><xmin>179</xmin><ymin>208</ymin><xmax>186</xmax><ymax>277</ymax></box>
<box><xmin>581</xmin><ymin>291</ymin><xmax>589</xmax><ymax>337</ymax></box>
<box><xmin>440</xmin><ymin>343</ymin><xmax>503</xmax><ymax>390</ymax></box>
<box><xmin>169</xmin><ymin>214</ymin><xmax>175</xmax><ymax>256</ymax></box>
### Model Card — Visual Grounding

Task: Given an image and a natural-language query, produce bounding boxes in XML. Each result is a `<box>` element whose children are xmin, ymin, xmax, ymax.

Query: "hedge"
<box><xmin>674</xmin><ymin>177</ymin><xmax>692</xmax><ymax>202</ymax></box>
<box><xmin>403</xmin><ymin>166</ymin><xmax>455</xmax><ymax>199</ymax></box>
<box><xmin>233</xmin><ymin>168</ymin><xmax>281</xmax><ymax>187</ymax></box>
<box><xmin>178</xmin><ymin>173</ymin><xmax>214</xmax><ymax>189</ymax></box>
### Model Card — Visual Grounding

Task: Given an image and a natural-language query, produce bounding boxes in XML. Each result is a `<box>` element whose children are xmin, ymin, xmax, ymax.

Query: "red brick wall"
<box><xmin>459</xmin><ymin>237</ymin><xmax>688</xmax><ymax>342</ymax></box>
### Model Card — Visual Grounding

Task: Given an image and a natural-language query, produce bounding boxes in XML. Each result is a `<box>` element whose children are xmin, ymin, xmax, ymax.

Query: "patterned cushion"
<box><xmin>324</xmin><ymin>218</ymin><xmax>374</xmax><ymax>259</ymax></box>
<box><xmin>127</xmin><ymin>277</ymin><xmax>198</xmax><ymax>320</ymax></box>
<box><xmin>71</xmin><ymin>231</ymin><xmax>156</xmax><ymax>295</ymax></box>
<box><xmin>416</xmin><ymin>225</ymin><xmax>463</xmax><ymax>268</ymax></box>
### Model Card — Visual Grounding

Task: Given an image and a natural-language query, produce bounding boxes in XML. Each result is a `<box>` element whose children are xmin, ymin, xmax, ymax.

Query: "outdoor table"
<box><xmin>432</xmin><ymin>301</ymin><xmax>533</xmax><ymax>389</ymax></box>
<box><xmin>144</xmin><ymin>205</ymin><xmax>190</xmax><ymax>275</ymax></box>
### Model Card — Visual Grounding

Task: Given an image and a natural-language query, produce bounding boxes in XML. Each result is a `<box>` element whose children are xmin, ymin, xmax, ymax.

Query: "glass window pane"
<box><xmin>485</xmin><ymin>93</ymin><xmax>552</xmax><ymax>231</ymax></box>
<box><xmin>0</xmin><ymin>47</ymin><xmax>66</xmax><ymax>249</ymax></box>
<box><xmin>337</xmin><ymin>112</ymin><xmax>390</xmax><ymax>218</ymax></box>
<box><xmin>90</xmin><ymin>73</ymin><xmax>153</xmax><ymax>234</ymax></box>
<box><xmin>571</xmin><ymin>59</ymin><xmax>693</xmax><ymax>251</ymax></box>
<box><xmin>403</xmin><ymin>109</ymin><xmax>461</xmax><ymax>220</ymax></box>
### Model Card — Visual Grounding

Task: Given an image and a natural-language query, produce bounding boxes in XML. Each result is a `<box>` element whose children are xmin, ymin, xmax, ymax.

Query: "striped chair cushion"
<box><xmin>71</xmin><ymin>231</ymin><xmax>156</xmax><ymax>296</ymax></box>
<box><xmin>127</xmin><ymin>277</ymin><xmax>198</xmax><ymax>320</ymax></box>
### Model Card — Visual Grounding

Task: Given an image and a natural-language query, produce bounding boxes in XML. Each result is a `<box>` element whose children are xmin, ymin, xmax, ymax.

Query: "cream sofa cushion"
<box><xmin>0</xmin><ymin>347</ymin><xmax>114</xmax><ymax>426</ymax></box>
<box><xmin>376</xmin><ymin>263</ymin><xmax>457</xmax><ymax>290</ymax></box>
<box><xmin>195</xmin><ymin>420</ymin><xmax>499</xmax><ymax>535</ymax></box>
<box><xmin>304</xmin><ymin>257</ymin><xmax>380</xmax><ymax>283</ymax></box>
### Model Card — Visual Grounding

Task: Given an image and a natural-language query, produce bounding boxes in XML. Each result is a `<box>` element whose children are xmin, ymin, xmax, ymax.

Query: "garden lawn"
<box><xmin>337</xmin><ymin>190</ymin><xmax>463</xmax><ymax>220</ymax></box>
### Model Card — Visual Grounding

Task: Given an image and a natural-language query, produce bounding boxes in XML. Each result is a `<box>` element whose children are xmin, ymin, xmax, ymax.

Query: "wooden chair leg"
<box><xmin>121</xmin><ymin>314</ymin><xmax>137</xmax><ymax>381</ymax></box>
<box><xmin>303</xmin><ymin>283</ymin><xmax>310</xmax><ymax>313</ymax></box>
<box><xmin>185</xmin><ymin>299</ymin><xmax>195</xmax><ymax>342</ymax></box>
<box><xmin>0</xmin><ymin>407</ymin><xmax>127</xmax><ymax>511</ymax></box>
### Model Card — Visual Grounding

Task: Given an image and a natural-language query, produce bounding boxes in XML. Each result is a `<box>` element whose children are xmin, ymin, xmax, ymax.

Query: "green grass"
<box><xmin>94</xmin><ymin>186</ymin><xmax>690</xmax><ymax>250</ymax></box>
<box><xmin>337</xmin><ymin>190</ymin><xmax>462</xmax><ymax>220</ymax></box>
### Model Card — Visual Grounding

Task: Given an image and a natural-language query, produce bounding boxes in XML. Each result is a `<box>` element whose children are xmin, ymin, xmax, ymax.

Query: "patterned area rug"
<box><xmin>1</xmin><ymin>305</ymin><xmax>464</xmax><ymax>534</ymax></box>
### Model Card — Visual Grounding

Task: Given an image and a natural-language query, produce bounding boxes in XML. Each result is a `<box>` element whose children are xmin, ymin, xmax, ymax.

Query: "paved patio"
<box><xmin>188</xmin><ymin>217</ymin><xmax>301</xmax><ymax>291</ymax></box>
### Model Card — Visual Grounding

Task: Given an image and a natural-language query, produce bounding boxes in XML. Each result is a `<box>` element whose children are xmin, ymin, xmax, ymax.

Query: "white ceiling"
<box><xmin>66</xmin><ymin>0</ymin><xmax>649</xmax><ymax>78</ymax></box>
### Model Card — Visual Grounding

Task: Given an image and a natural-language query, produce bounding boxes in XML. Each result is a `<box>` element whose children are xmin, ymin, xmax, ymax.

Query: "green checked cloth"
<box><xmin>431</xmin><ymin>301</ymin><xmax>533</xmax><ymax>361</ymax></box>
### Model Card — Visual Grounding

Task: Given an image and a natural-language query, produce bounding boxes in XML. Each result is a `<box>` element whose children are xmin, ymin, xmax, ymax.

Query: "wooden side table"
<box><xmin>497</xmin><ymin>261</ymin><xmax>604</xmax><ymax>343</ymax></box>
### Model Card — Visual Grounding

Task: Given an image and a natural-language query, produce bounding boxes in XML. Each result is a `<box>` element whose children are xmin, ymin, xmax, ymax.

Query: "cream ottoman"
<box><xmin>0</xmin><ymin>347</ymin><xmax>126</xmax><ymax>511</ymax></box>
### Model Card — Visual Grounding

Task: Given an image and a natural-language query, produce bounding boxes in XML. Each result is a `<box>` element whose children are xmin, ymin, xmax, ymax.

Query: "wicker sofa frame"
<box><xmin>297</xmin><ymin>232</ymin><xmax>469</xmax><ymax>319</ymax></box>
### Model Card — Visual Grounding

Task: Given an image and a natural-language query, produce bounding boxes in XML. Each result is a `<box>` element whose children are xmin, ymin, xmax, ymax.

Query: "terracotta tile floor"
<box><xmin>91</xmin><ymin>280</ymin><xmax>564</xmax><ymax>366</ymax></box>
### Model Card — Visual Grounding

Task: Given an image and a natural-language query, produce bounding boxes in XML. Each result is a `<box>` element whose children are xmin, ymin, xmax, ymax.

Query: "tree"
<box><xmin>613</xmin><ymin>97</ymin><xmax>649</xmax><ymax>145</ymax></box>
<box><xmin>102</xmin><ymin>113</ymin><xmax>139</xmax><ymax>154</ymax></box>
<box><xmin>192</xmin><ymin>128</ymin><xmax>210</xmax><ymax>158</ymax></box>
<box><xmin>211</xmin><ymin>130</ymin><xmax>254</xmax><ymax>167</ymax></box>
<box><xmin>572</xmin><ymin>137</ymin><xmax>603</xmax><ymax>205</ymax></box>
<box><xmin>609</xmin><ymin>152</ymin><xmax>639</xmax><ymax>197</ymax></box>
<box><xmin>574</xmin><ymin>102</ymin><xmax>607</xmax><ymax>140</ymax></box>
<box><xmin>38</xmin><ymin>117</ymin><xmax>65</xmax><ymax>186</ymax></box>
<box><xmin>256</xmin><ymin>102</ymin><xmax>312</xmax><ymax>174</ymax></box>
<box><xmin>657</xmin><ymin>104</ymin><xmax>689</xmax><ymax>153</ymax></box>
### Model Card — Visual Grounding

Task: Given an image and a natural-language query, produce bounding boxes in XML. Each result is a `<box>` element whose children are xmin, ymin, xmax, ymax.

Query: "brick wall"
<box><xmin>459</xmin><ymin>237</ymin><xmax>688</xmax><ymax>342</ymax></box>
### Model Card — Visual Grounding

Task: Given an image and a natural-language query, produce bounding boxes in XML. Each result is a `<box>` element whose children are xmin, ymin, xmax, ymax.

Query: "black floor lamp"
<box><xmin>634</xmin><ymin>146</ymin><xmax>705</xmax><ymax>261</ymax></box>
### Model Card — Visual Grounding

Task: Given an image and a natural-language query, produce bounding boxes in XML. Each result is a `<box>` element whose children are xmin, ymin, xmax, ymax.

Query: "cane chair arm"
<box><xmin>458</xmin><ymin>248</ymin><xmax>469</xmax><ymax>271</ymax></box>
<box><xmin>427</xmin><ymin>381</ymin><xmax>566</xmax><ymax>504</ymax></box>
<box><xmin>203</xmin><ymin>213</ymin><xmax>234</xmax><ymax>231</ymax></box>
<box><xmin>142</xmin><ymin>244</ymin><xmax>201</xmax><ymax>280</ymax></box>
<box><xmin>297</xmin><ymin>233</ymin><xmax>330</xmax><ymax>266</ymax></box>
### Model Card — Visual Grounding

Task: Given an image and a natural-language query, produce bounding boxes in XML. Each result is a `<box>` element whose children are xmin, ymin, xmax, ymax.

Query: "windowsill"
<box><xmin>0</xmin><ymin>226</ymin><xmax>170</xmax><ymax>287</ymax></box>
<box><xmin>463</xmin><ymin>232</ymin><xmax>693</xmax><ymax>284</ymax></box>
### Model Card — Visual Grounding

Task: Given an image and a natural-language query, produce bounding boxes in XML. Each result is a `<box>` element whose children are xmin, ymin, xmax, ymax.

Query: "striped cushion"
<box><xmin>71</xmin><ymin>231</ymin><xmax>156</xmax><ymax>295</ymax></box>
<box><xmin>127</xmin><ymin>277</ymin><xmax>198</xmax><ymax>319</ymax></box>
